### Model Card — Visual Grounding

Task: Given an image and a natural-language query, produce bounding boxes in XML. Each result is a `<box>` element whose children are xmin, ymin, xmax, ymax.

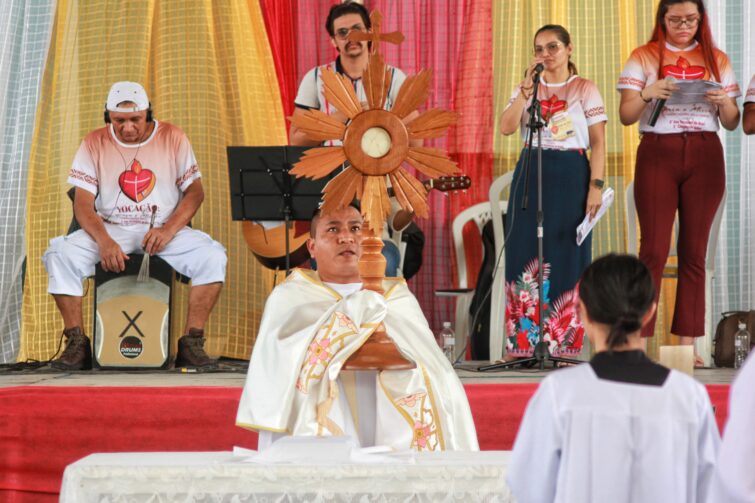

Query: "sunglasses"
<box><xmin>533</xmin><ymin>42</ymin><xmax>563</xmax><ymax>56</ymax></box>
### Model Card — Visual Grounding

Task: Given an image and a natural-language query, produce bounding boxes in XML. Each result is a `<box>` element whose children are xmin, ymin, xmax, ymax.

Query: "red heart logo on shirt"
<box><xmin>662</xmin><ymin>56</ymin><xmax>706</xmax><ymax>80</ymax></box>
<box><xmin>540</xmin><ymin>95</ymin><xmax>567</xmax><ymax>121</ymax></box>
<box><xmin>118</xmin><ymin>159</ymin><xmax>155</xmax><ymax>203</ymax></box>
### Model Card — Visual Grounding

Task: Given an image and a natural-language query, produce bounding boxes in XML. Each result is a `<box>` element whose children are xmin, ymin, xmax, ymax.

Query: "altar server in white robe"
<box><xmin>509</xmin><ymin>254</ymin><xmax>719</xmax><ymax>503</ymax></box>
<box><xmin>709</xmin><ymin>351</ymin><xmax>755</xmax><ymax>502</ymax></box>
<box><xmin>236</xmin><ymin>205</ymin><xmax>478</xmax><ymax>452</ymax></box>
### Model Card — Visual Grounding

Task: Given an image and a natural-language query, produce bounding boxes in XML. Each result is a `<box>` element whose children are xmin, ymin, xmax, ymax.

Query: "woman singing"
<box><xmin>500</xmin><ymin>25</ymin><xmax>607</xmax><ymax>359</ymax></box>
<box><xmin>618</xmin><ymin>0</ymin><xmax>740</xmax><ymax>365</ymax></box>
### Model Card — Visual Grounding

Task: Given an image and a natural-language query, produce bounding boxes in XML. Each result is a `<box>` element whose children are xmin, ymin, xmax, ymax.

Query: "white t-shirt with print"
<box><xmin>745</xmin><ymin>75</ymin><xmax>755</xmax><ymax>105</ymax></box>
<box><xmin>295</xmin><ymin>58</ymin><xmax>407</xmax><ymax>147</ymax></box>
<box><xmin>68</xmin><ymin>120</ymin><xmax>201</xmax><ymax>227</ymax></box>
<box><xmin>506</xmin><ymin>75</ymin><xmax>607</xmax><ymax>150</ymax></box>
<box><xmin>617</xmin><ymin>41</ymin><xmax>741</xmax><ymax>133</ymax></box>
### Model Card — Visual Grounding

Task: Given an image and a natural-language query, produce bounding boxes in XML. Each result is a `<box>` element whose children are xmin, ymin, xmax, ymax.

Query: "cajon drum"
<box><xmin>92</xmin><ymin>255</ymin><xmax>173</xmax><ymax>369</ymax></box>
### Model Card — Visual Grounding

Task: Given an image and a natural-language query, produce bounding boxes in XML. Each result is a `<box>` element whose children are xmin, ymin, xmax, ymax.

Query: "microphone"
<box><xmin>532</xmin><ymin>63</ymin><xmax>545</xmax><ymax>84</ymax></box>
<box><xmin>648</xmin><ymin>76</ymin><xmax>676</xmax><ymax>127</ymax></box>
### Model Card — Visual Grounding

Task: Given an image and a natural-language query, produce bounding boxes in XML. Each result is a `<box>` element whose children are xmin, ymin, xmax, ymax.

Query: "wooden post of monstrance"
<box><xmin>289</xmin><ymin>11</ymin><xmax>461</xmax><ymax>370</ymax></box>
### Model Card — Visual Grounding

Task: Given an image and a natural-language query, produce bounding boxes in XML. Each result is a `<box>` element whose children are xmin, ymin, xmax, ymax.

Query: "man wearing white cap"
<box><xmin>43</xmin><ymin>81</ymin><xmax>227</xmax><ymax>370</ymax></box>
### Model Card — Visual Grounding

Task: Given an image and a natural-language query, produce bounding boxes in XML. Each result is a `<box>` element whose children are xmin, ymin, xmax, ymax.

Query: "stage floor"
<box><xmin>0</xmin><ymin>361</ymin><xmax>734</xmax><ymax>501</ymax></box>
<box><xmin>0</xmin><ymin>360</ymin><xmax>737</xmax><ymax>387</ymax></box>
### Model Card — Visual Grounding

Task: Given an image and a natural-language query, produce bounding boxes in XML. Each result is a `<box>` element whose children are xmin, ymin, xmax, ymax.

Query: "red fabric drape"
<box><xmin>260</xmin><ymin>0</ymin><xmax>494</xmax><ymax>330</ymax></box>
<box><xmin>0</xmin><ymin>384</ymin><xmax>731</xmax><ymax>499</ymax></box>
<box><xmin>368</xmin><ymin>0</ymin><xmax>494</xmax><ymax>328</ymax></box>
<box><xmin>449</xmin><ymin>0</ymin><xmax>494</xmax><ymax>289</ymax></box>
<box><xmin>294</xmin><ymin>1</ymin><xmax>342</xmax><ymax>82</ymax></box>
<box><xmin>258</xmin><ymin>0</ymin><xmax>298</xmax><ymax>131</ymax></box>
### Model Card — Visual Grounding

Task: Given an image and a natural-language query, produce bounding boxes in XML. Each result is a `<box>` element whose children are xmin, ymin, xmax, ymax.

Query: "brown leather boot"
<box><xmin>175</xmin><ymin>328</ymin><xmax>217</xmax><ymax>369</ymax></box>
<box><xmin>51</xmin><ymin>327</ymin><xmax>92</xmax><ymax>370</ymax></box>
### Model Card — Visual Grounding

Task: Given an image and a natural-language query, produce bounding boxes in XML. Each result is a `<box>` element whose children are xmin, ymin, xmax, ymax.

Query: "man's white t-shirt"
<box><xmin>295</xmin><ymin>58</ymin><xmax>407</xmax><ymax>147</ymax></box>
<box><xmin>68</xmin><ymin>120</ymin><xmax>201</xmax><ymax>227</ymax></box>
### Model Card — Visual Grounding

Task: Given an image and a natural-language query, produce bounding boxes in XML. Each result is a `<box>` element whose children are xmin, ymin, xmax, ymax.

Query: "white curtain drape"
<box><xmin>708</xmin><ymin>0</ymin><xmax>755</xmax><ymax>327</ymax></box>
<box><xmin>0</xmin><ymin>0</ymin><xmax>56</xmax><ymax>363</ymax></box>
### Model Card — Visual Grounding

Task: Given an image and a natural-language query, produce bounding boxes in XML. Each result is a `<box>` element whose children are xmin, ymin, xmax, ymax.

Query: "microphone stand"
<box><xmin>479</xmin><ymin>71</ymin><xmax>582</xmax><ymax>371</ymax></box>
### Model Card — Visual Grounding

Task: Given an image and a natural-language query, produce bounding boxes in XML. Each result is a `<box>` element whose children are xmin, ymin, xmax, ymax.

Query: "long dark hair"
<box><xmin>579</xmin><ymin>254</ymin><xmax>655</xmax><ymax>350</ymax></box>
<box><xmin>534</xmin><ymin>24</ymin><xmax>578</xmax><ymax>76</ymax></box>
<box><xmin>649</xmin><ymin>0</ymin><xmax>721</xmax><ymax>81</ymax></box>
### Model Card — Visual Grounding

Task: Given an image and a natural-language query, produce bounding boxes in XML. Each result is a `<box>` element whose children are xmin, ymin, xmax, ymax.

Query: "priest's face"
<box><xmin>308</xmin><ymin>206</ymin><xmax>363</xmax><ymax>283</ymax></box>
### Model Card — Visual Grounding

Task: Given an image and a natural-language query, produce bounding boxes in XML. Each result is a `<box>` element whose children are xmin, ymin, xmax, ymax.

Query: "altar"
<box><xmin>60</xmin><ymin>450</ymin><xmax>513</xmax><ymax>502</ymax></box>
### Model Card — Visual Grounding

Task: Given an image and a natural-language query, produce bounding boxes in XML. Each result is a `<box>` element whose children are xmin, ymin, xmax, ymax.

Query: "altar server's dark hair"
<box><xmin>579</xmin><ymin>254</ymin><xmax>655</xmax><ymax>350</ymax></box>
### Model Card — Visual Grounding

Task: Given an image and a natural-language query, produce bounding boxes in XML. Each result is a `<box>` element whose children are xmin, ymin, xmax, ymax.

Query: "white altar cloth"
<box><xmin>60</xmin><ymin>450</ymin><xmax>513</xmax><ymax>502</ymax></box>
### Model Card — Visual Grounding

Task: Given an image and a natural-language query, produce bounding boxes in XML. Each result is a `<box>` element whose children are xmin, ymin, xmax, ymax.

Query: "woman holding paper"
<box><xmin>617</xmin><ymin>0</ymin><xmax>740</xmax><ymax>364</ymax></box>
<box><xmin>499</xmin><ymin>24</ymin><xmax>606</xmax><ymax>359</ymax></box>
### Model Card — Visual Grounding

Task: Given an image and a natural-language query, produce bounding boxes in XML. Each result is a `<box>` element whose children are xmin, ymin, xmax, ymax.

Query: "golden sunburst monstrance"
<box><xmin>289</xmin><ymin>11</ymin><xmax>459</xmax><ymax>240</ymax></box>
<box><xmin>289</xmin><ymin>11</ymin><xmax>460</xmax><ymax>369</ymax></box>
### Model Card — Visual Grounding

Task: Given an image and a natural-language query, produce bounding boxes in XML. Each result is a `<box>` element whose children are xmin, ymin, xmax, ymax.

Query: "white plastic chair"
<box><xmin>625</xmin><ymin>181</ymin><xmax>726</xmax><ymax>366</ymax></box>
<box><xmin>488</xmin><ymin>172</ymin><xmax>513</xmax><ymax>360</ymax></box>
<box><xmin>435</xmin><ymin>202</ymin><xmax>495</xmax><ymax>352</ymax></box>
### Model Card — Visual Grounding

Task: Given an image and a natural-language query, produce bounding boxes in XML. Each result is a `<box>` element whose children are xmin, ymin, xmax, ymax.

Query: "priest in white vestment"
<box><xmin>236</xmin><ymin>205</ymin><xmax>479</xmax><ymax>452</ymax></box>
<box><xmin>508</xmin><ymin>254</ymin><xmax>719</xmax><ymax>503</ymax></box>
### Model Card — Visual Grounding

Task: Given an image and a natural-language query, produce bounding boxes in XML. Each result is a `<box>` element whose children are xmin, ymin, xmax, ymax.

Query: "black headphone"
<box><xmin>104</xmin><ymin>103</ymin><xmax>153</xmax><ymax>124</ymax></box>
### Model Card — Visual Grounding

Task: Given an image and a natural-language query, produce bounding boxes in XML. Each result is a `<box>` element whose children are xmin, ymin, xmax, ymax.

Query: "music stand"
<box><xmin>227</xmin><ymin>146</ymin><xmax>337</xmax><ymax>275</ymax></box>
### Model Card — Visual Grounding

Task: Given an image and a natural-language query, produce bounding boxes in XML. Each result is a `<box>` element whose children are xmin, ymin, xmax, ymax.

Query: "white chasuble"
<box><xmin>236</xmin><ymin>269</ymin><xmax>479</xmax><ymax>452</ymax></box>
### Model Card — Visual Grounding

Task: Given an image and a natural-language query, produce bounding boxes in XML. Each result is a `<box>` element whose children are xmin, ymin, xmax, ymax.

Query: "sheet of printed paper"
<box><xmin>666</xmin><ymin>79</ymin><xmax>722</xmax><ymax>106</ymax></box>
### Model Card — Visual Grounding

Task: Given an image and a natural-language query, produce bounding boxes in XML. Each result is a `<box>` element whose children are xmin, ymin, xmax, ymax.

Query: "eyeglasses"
<box><xmin>334</xmin><ymin>24</ymin><xmax>366</xmax><ymax>40</ymax></box>
<box><xmin>533</xmin><ymin>42</ymin><xmax>563</xmax><ymax>56</ymax></box>
<box><xmin>665</xmin><ymin>16</ymin><xmax>700</xmax><ymax>29</ymax></box>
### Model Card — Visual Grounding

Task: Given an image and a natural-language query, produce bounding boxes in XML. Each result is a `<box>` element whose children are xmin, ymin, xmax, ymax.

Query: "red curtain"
<box><xmin>448</xmin><ymin>0</ymin><xmax>494</xmax><ymax>290</ymax></box>
<box><xmin>258</xmin><ymin>0</ymin><xmax>298</xmax><ymax>131</ymax></box>
<box><xmin>259</xmin><ymin>0</ymin><xmax>494</xmax><ymax>330</ymax></box>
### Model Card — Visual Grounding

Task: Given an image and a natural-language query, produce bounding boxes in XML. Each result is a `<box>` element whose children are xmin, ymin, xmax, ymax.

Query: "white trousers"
<box><xmin>43</xmin><ymin>223</ymin><xmax>227</xmax><ymax>296</ymax></box>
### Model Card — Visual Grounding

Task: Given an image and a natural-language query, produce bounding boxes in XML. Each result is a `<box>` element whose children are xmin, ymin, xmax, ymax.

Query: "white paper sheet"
<box><xmin>666</xmin><ymin>79</ymin><xmax>722</xmax><ymax>105</ymax></box>
<box><xmin>576</xmin><ymin>187</ymin><xmax>615</xmax><ymax>246</ymax></box>
<box><xmin>234</xmin><ymin>436</ymin><xmax>415</xmax><ymax>465</ymax></box>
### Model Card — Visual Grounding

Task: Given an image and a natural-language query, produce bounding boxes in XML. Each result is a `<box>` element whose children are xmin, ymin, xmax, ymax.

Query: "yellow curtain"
<box><xmin>20</xmin><ymin>0</ymin><xmax>286</xmax><ymax>361</ymax></box>
<box><xmin>492</xmin><ymin>0</ymin><xmax>678</xmax><ymax>357</ymax></box>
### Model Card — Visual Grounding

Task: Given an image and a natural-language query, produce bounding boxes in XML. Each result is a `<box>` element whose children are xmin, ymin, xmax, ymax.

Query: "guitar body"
<box><xmin>242</xmin><ymin>220</ymin><xmax>311</xmax><ymax>270</ymax></box>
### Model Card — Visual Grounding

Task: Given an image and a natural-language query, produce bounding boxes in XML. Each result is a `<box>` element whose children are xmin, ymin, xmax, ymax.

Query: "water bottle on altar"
<box><xmin>734</xmin><ymin>322</ymin><xmax>751</xmax><ymax>369</ymax></box>
<box><xmin>440</xmin><ymin>321</ymin><xmax>455</xmax><ymax>363</ymax></box>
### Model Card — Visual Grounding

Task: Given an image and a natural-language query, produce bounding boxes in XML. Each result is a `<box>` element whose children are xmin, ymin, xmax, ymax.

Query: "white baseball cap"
<box><xmin>106</xmin><ymin>81</ymin><xmax>150</xmax><ymax>112</ymax></box>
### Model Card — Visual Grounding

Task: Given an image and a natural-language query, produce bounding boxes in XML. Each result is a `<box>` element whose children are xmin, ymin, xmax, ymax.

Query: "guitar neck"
<box><xmin>386</xmin><ymin>180</ymin><xmax>433</xmax><ymax>199</ymax></box>
<box><xmin>386</xmin><ymin>176</ymin><xmax>470</xmax><ymax>197</ymax></box>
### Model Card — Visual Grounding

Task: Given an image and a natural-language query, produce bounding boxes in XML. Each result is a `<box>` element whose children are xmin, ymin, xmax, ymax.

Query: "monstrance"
<box><xmin>290</xmin><ymin>11</ymin><xmax>460</xmax><ymax>370</ymax></box>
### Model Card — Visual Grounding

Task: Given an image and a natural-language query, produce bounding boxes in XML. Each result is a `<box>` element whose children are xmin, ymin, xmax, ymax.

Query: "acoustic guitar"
<box><xmin>243</xmin><ymin>175</ymin><xmax>471</xmax><ymax>270</ymax></box>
